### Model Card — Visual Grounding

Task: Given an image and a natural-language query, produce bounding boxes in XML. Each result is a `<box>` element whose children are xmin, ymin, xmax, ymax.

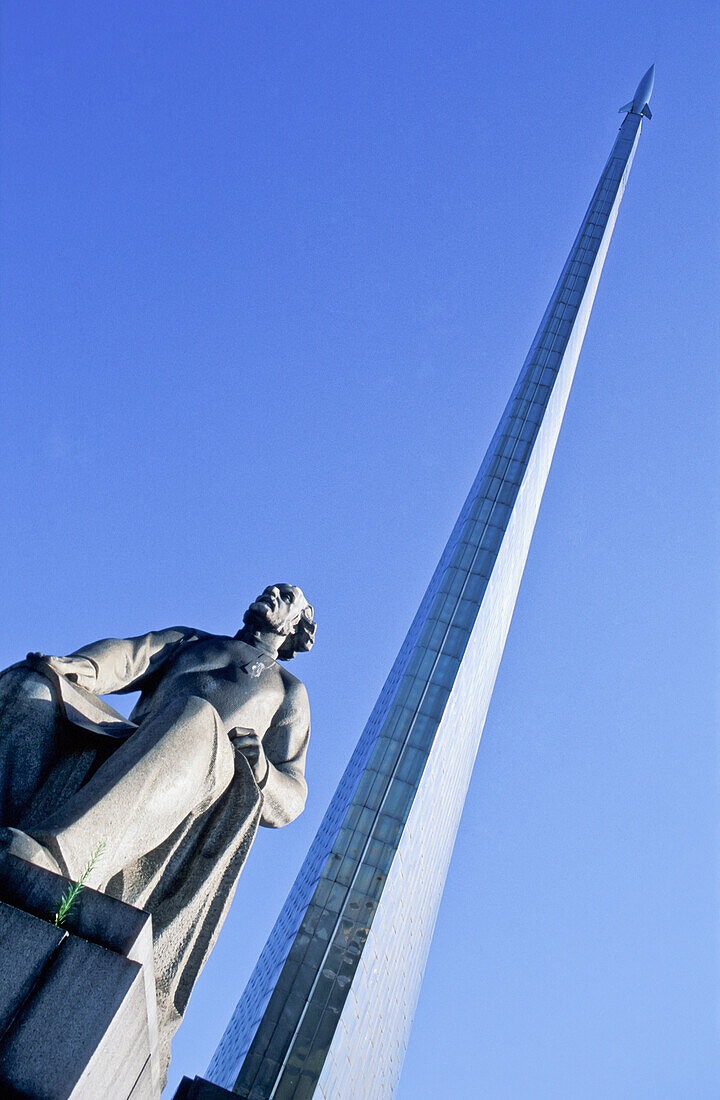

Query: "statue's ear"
<box><xmin>277</xmin><ymin>607</ymin><xmax>316</xmax><ymax>661</ymax></box>
<box><xmin>302</xmin><ymin>608</ymin><xmax>316</xmax><ymax>645</ymax></box>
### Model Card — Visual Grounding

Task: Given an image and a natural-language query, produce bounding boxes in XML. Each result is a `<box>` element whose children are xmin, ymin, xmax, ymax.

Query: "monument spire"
<box><xmin>198</xmin><ymin>71</ymin><xmax>653</xmax><ymax>1100</ymax></box>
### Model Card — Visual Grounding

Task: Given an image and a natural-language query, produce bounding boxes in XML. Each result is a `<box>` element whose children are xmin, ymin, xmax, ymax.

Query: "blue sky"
<box><xmin>1</xmin><ymin>2</ymin><xmax>717</xmax><ymax>1097</ymax></box>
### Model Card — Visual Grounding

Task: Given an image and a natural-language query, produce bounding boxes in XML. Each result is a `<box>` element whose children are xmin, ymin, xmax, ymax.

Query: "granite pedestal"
<box><xmin>0</xmin><ymin>851</ymin><xmax>159</xmax><ymax>1099</ymax></box>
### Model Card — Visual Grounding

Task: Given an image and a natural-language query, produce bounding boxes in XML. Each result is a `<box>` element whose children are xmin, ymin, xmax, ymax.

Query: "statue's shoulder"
<box><xmin>277</xmin><ymin>665</ymin><xmax>309</xmax><ymax>707</ymax></box>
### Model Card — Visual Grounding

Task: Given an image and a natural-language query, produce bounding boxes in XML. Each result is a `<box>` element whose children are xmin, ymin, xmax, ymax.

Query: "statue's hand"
<box><xmin>229</xmin><ymin>727</ymin><xmax>269</xmax><ymax>788</ymax></box>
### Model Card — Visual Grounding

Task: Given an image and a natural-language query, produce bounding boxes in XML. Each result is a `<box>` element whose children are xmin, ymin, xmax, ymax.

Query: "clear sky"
<box><xmin>1</xmin><ymin>2</ymin><xmax>717</xmax><ymax>1097</ymax></box>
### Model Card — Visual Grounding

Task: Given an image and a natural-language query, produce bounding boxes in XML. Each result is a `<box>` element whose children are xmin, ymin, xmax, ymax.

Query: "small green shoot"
<box><xmin>53</xmin><ymin>841</ymin><xmax>106</xmax><ymax>927</ymax></box>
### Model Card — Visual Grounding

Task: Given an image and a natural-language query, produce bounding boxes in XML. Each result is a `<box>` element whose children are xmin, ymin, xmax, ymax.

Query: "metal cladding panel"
<box><xmin>314</xmin><ymin>242</ymin><xmax>602</xmax><ymax>1099</ymax></box>
<box><xmin>207</xmin><ymin>110</ymin><xmax>643</xmax><ymax>1099</ymax></box>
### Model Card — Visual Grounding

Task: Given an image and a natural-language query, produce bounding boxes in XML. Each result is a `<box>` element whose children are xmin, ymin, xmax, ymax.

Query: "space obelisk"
<box><xmin>180</xmin><ymin>67</ymin><xmax>655</xmax><ymax>1100</ymax></box>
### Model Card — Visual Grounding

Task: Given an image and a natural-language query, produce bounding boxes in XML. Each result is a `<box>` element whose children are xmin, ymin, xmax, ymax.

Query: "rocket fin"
<box><xmin>618</xmin><ymin>101</ymin><xmax>634</xmax><ymax>114</ymax></box>
<box><xmin>641</xmin><ymin>104</ymin><xmax>652</xmax><ymax>119</ymax></box>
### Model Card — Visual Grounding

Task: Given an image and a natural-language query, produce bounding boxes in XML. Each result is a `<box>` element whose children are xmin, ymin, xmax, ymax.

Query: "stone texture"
<box><xmin>0</xmin><ymin>934</ymin><xmax>147</xmax><ymax>1098</ymax></box>
<box><xmin>0</xmin><ymin>848</ymin><xmax>151</xmax><ymax>956</ymax></box>
<box><xmin>0</xmin><ymin>853</ymin><xmax>159</xmax><ymax>1098</ymax></box>
<box><xmin>128</xmin><ymin>1057</ymin><xmax>155</xmax><ymax>1100</ymax></box>
<box><xmin>0</xmin><ymin>902</ymin><xmax>65</xmax><ymax>1036</ymax></box>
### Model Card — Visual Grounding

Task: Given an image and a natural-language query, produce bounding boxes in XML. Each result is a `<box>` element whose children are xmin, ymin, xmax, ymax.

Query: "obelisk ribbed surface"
<box><xmin>206</xmin><ymin>79</ymin><xmax>651</xmax><ymax>1100</ymax></box>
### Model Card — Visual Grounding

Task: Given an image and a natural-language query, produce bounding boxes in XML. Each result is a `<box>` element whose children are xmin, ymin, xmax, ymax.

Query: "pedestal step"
<box><xmin>0</xmin><ymin>852</ymin><xmax>159</xmax><ymax>1099</ymax></box>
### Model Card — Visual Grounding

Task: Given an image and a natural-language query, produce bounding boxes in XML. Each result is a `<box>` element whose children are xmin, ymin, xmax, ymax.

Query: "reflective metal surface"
<box><xmin>207</xmin><ymin>105</ymin><xmax>646</xmax><ymax>1100</ymax></box>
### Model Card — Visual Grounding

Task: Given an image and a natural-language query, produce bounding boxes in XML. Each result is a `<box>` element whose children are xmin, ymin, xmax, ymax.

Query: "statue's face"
<box><xmin>247</xmin><ymin>584</ymin><xmax>307</xmax><ymax>636</ymax></box>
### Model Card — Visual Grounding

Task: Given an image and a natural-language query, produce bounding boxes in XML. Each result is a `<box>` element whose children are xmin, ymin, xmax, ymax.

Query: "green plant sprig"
<box><xmin>54</xmin><ymin>841</ymin><xmax>107</xmax><ymax>927</ymax></box>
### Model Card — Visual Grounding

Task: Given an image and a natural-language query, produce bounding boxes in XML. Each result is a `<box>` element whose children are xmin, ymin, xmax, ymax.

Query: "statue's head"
<box><xmin>243</xmin><ymin>584</ymin><xmax>316</xmax><ymax>660</ymax></box>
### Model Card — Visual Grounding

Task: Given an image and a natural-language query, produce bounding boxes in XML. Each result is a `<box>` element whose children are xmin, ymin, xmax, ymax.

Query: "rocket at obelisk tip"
<box><xmin>619</xmin><ymin>64</ymin><xmax>655</xmax><ymax>119</ymax></box>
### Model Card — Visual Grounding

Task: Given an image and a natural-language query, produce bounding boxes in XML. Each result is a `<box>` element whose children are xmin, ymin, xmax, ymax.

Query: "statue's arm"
<box><xmin>61</xmin><ymin>627</ymin><xmax>196</xmax><ymax>695</ymax></box>
<box><xmin>258</xmin><ymin>681</ymin><xmax>310</xmax><ymax>828</ymax></box>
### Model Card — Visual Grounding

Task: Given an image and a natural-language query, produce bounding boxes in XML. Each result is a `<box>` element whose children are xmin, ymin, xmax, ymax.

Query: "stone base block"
<box><xmin>0</xmin><ymin>851</ymin><xmax>159</xmax><ymax>1099</ymax></box>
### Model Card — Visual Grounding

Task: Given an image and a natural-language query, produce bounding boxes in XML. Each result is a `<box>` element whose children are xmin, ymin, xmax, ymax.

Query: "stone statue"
<box><xmin>0</xmin><ymin>583</ymin><xmax>316</xmax><ymax>1078</ymax></box>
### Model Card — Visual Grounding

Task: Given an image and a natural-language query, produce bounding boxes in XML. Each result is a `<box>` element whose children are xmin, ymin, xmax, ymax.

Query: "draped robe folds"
<box><xmin>0</xmin><ymin>627</ymin><xmax>311</xmax><ymax>1081</ymax></box>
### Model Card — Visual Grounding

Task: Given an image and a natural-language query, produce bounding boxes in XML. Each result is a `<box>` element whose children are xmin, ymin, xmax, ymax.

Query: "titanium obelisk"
<box><xmin>198</xmin><ymin>68</ymin><xmax>654</xmax><ymax>1100</ymax></box>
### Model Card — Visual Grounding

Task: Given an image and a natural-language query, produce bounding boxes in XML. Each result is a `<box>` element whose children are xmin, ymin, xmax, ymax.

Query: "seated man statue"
<box><xmin>0</xmin><ymin>583</ymin><xmax>316</xmax><ymax>1077</ymax></box>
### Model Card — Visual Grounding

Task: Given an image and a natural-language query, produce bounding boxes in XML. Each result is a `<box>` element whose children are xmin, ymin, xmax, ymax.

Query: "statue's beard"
<box><xmin>242</xmin><ymin>604</ymin><xmax>274</xmax><ymax>634</ymax></box>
